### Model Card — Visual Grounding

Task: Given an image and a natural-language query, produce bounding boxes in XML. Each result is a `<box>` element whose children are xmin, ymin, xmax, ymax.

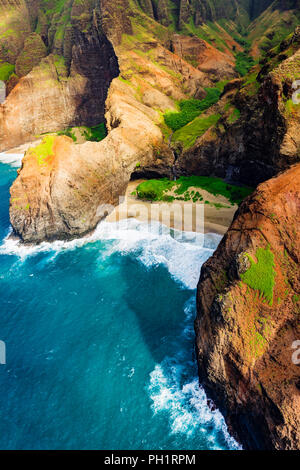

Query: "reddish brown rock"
<box><xmin>176</xmin><ymin>35</ymin><xmax>300</xmax><ymax>186</ymax></box>
<box><xmin>171</xmin><ymin>34</ymin><xmax>237</xmax><ymax>81</ymax></box>
<box><xmin>9</xmin><ymin>79</ymin><xmax>165</xmax><ymax>242</ymax></box>
<box><xmin>195</xmin><ymin>164</ymin><xmax>300</xmax><ymax>450</ymax></box>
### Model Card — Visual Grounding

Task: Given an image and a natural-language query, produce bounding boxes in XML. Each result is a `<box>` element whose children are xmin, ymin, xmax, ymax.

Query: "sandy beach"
<box><xmin>107</xmin><ymin>180</ymin><xmax>237</xmax><ymax>235</ymax></box>
<box><xmin>2</xmin><ymin>141</ymin><xmax>236</xmax><ymax>236</ymax></box>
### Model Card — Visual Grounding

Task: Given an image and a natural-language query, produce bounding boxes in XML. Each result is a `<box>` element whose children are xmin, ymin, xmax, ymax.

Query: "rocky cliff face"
<box><xmin>0</xmin><ymin>0</ymin><xmax>122</xmax><ymax>151</ymax></box>
<box><xmin>176</xmin><ymin>28</ymin><xmax>300</xmax><ymax>186</ymax></box>
<box><xmin>139</xmin><ymin>0</ymin><xmax>275</xmax><ymax>29</ymax></box>
<box><xmin>7</xmin><ymin>0</ymin><xmax>237</xmax><ymax>241</ymax></box>
<box><xmin>195</xmin><ymin>163</ymin><xmax>300</xmax><ymax>450</ymax></box>
<box><xmin>170</xmin><ymin>34</ymin><xmax>237</xmax><ymax>81</ymax></box>
<box><xmin>9</xmin><ymin>78</ymin><xmax>167</xmax><ymax>242</ymax></box>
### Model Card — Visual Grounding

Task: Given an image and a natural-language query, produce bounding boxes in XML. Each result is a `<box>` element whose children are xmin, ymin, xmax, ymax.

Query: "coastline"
<box><xmin>107</xmin><ymin>180</ymin><xmax>237</xmax><ymax>236</ymax></box>
<box><xmin>2</xmin><ymin>142</ymin><xmax>236</xmax><ymax>239</ymax></box>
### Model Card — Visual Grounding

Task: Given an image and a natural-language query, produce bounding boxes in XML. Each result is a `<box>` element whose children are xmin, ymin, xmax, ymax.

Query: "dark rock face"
<box><xmin>177</xmin><ymin>0</ymin><xmax>274</xmax><ymax>28</ymax></box>
<box><xmin>69</xmin><ymin>28</ymin><xmax>120</xmax><ymax>127</ymax></box>
<box><xmin>156</xmin><ymin>0</ymin><xmax>172</xmax><ymax>26</ymax></box>
<box><xmin>138</xmin><ymin>0</ymin><xmax>154</xmax><ymax>18</ymax></box>
<box><xmin>99</xmin><ymin>0</ymin><xmax>133</xmax><ymax>45</ymax></box>
<box><xmin>15</xmin><ymin>32</ymin><xmax>47</xmax><ymax>77</ymax></box>
<box><xmin>176</xmin><ymin>36</ymin><xmax>300</xmax><ymax>187</ymax></box>
<box><xmin>0</xmin><ymin>26</ymin><xmax>120</xmax><ymax>150</ymax></box>
<box><xmin>195</xmin><ymin>163</ymin><xmax>300</xmax><ymax>450</ymax></box>
<box><xmin>0</xmin><ymin>1</ymin><xmax>121</xmax><ymax>150</ymax></box>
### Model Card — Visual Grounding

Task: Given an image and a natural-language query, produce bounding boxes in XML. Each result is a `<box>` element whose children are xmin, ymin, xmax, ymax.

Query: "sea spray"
<box><xmin>0</xmin><ymin>219</ymin><xmax>221</xmax><ymax>290</ymax></box>
<box><xmin>148</xmin><ymin>298</ymin><xmax>242</xmax><ymax>450</ymax></box>
<box><xmin>0</xmin><ymin>153</ymin><xmax>24</xmax><ymax>168</ymax></box>
<box><xmin>0</xmin><ymin>157</ymin><xmax>238</xmax><ymax>449</ymax></box>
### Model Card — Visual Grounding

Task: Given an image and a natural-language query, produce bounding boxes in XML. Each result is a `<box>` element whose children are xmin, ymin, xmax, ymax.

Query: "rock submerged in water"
<box><xmin>195</xmin><ymin>163</ymin><xmax>300</xmax><ymax>450</ymax></box>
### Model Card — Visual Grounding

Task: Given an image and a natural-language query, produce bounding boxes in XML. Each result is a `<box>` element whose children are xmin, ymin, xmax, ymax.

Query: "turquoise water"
<box><xmin>0</xmin><ymin>155</ymin><xmax>240</xmax><ymax>450</ymax></box>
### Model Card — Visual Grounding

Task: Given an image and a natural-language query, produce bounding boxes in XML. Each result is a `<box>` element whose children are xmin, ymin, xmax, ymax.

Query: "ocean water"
<box><xmin>0</xmin><ymin>154</ymin><xmax>240</xmax><ymax>450</ymax></box>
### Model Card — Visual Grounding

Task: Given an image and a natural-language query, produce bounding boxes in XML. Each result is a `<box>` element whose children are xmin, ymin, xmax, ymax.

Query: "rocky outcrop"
<box><xmin>139</xmin><ymin>0</ymin><xmax>154</xmax><ymax>18</ymax></box>
<box><xmin>176</xmin><ymin>32</ymin><xmax>300</xmax><ymax>186</ymax></box>
<box><xmin>156</xmin><ymin>0</ymin><xmax>172</xmax><ymax>27</ymax></box>
<box><xmin>5</xmin><ymin>1</ymin><xmax>300</xmax><ymax>245</ymax></box>
<box><xmin>171</xmin><ymin>34</ymin><xmax>237</xmax><ymax>81</ymax></box>
<box><xmin>179</xmin><ymin>0</ymin><xmax>191</xmax><ymax>29</ymax></box>
<box><xmin>249</xmin><ymin>0</ymin><xmax>300</xmax><ymax>56</ymax></box>
<box><xmin>7</xmin><ymin>0</ymin><xmax>229</xmax><ymax>242</ymax></box>
<box><xmin>15</xmin><ymin>32</ymin><xmax>47</xmax><ymax>77</ymax></box>
<box><xmin>9</xmin><ymin>78</ymin><xmax>167</xmax><ymax>242</ymax></box>
<box><xmin>0</xmin><ymin>0</ymin><xmax>132</xmax><ymax>151</ymax></box>
<box><xmin>0</xmin><ymin>32</ymin><xmax>119</xmax><ymax>151</ymax></box>
<box><xmin>0</xmin><ymin>0</ymin><xmax>32</xmax><ymax>64</ymax></box>
<box><xmin>1</xmin><ymin>0</ymin><xmax>232</xmax><ymax>152</ymax></box>
<box><xmin>178</xmin><ymin>0</ymin><xmax>274</xmax><ymax>28</ymax></box>
<box><xmin>195</xmin><ymin>163</ymin><xmax>300</xmax><ymax>450</ymax></box>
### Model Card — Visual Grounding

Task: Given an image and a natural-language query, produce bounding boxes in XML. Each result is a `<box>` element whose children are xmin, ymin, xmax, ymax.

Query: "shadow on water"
<box><xmin>117</xmin><ymin>251</ymin><xmax>193</xmax><ymax>364</ymax></box>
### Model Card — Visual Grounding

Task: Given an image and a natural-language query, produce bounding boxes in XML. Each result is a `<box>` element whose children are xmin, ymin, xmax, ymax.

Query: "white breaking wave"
<box><xmin>0</xmin><ymin>202</ymin><xmax>239</xmax><ymax>447</ymax></box>
<box><xmin>0</xmin><ymin>152</ymin><xmax>24</xmax><ymax>167</ymax></box>
<box><xmin>0</xmin><ymin>219</ymin><xmax>221</xmax><ymax>290</ymax></box>
<box><xmin>148</xmin><ymin>298</ymin><xmax>242</xmax><ymax>450</ymax></box>
<box><xmin>0</xmin><ymin>152</ymin><xmax>239</xmax><ymax>448</ymax></box>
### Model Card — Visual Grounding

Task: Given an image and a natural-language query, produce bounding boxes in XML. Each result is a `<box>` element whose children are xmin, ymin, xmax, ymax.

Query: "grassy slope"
<box><xmin>248</xmin><ymin>2</ymin><xmax>300</xmax><ymax>57</ymax></box>
<box><xmin>136</xmin><ymin>176</ymin><xmax>253</xmax><ymax>205</ymax></box>
<box><xmin>172</xmin><ymin>113</ymin><xmax>221</xmax><ymax>149</ymax></box>
<box><xmin>241</xmin><ymin>246</ymin><xmax>276</xmax><ymax>306</ymax></box>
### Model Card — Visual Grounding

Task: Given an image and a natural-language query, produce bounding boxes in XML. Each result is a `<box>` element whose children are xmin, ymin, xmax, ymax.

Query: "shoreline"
<box><xmin>2</xmin><ymin>143</ymin><xmax>235</xmax><ymax>239</ymax></box>
<box><xmin>107</xmin><ymin>180</ymin><xmax>237</xmax><ymax>236</ymax></box>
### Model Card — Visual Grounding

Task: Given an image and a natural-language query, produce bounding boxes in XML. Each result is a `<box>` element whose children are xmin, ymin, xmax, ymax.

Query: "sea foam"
<box><xmin>0</xmin><ymin>153</ymin><xmax>24</xmax><ymax>168</ymax></box>
<box><xmin>0</xmin><ymin>219</ymin><xmax>221</xmax><ymax>290</ymax></box>
<box><xmin>148</xmin><ymin>298</ymin><xmax>242</xmax><ymax>450</ymax></box>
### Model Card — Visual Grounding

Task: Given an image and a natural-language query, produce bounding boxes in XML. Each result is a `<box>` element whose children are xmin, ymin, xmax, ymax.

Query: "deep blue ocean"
<box><xmin>0</xmin><ymin>154</ymin><xmax>240</xmax><ymax>450</ymax></box>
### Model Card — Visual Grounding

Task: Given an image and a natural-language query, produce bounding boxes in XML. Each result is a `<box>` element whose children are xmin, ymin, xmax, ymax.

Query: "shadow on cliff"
<box><xmin>71</xmin><ymin>27</ymin><xmax>120</xmax><ymax>128</ymax></box>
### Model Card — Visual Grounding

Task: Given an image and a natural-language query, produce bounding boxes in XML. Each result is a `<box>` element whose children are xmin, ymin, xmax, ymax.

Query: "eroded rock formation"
<box><xmin>195</xmin><ymin>163</ymin><xmax>300</xmax><ymax>450</ymax></box>
<box><xmin>0</xmin><ymin>0</ymin><xmax>120</xmax><ymax>151</ymax></box>
<box><xmin>176</xmin><ymin>31</ymin><xmax>300</xmax><ymax>186</ymax></box>
<box><xmin>170</xmin><ymin>34</ymin><xmax>237</xmax><ymax>81</ymax></box>
<box><xmin>6</xmin><ymin>0</ymin><xmax>237</xmax><ymax>241</ymax></box>
<box><xmin>9</xmin><ymin>78</ymin><xmax>170</xmax><ymax>242</ymax></box>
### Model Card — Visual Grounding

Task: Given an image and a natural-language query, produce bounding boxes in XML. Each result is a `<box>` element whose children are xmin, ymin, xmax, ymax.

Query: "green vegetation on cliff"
<box><xmin>0</xmin><ymin>62</ymin><xmax>15</xmax><ymax>82</ymax></box>
<box><xmin>235</xmin><ymin>52</ymin><xmax>255</xmax><ymax>76</ymax></box>
<box><xmin>136</xmin><ymin>176</ymin><xmax>253</xmax><ymax>205</ymax></box>
<box><xmin>57</xmin><ymin>123</ymin><xmax>107</xmax><ymax>143</ymax></box>
<box><xmin>29</xmin><ymin>136</ymin><xmax>55</xmax><ymax>166</ymax></box>
<box><xmin>241</xmin><ymin>246</ymin><xmax>276</xmax><ymax>306</ymax></box>
<box><xmin>164</xmin><ymin>87</ymin><xmax>222</xmax><ymax>131</ymax></box>
<box><xmin>83</xmin><ymin>123</ymin><xmax>107</xmax><ymax>142</ymax></box>
<box><xmin>172</xmin><ymin>113</ymin><xmax>221</xmax><ymax>149</ymax></box>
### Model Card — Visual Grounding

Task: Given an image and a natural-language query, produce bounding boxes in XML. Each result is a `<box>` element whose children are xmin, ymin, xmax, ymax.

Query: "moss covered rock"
<box><xmin>196</xmin><ymin>163</ymin><xmax>300</xmax><ymax>450</ymax></box>
<box><xmin>15</xmin><ymin>33</ymin><xmax>47</xmax><ymax>77</ymax></box>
